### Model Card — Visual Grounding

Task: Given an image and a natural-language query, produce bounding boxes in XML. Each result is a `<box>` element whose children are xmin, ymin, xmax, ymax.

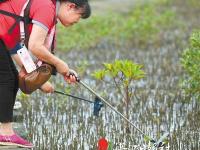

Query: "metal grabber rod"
<box><xmin>78</xmin><ymin>80</ymin><xmax>155</xmax><ymax>141</ymax></box>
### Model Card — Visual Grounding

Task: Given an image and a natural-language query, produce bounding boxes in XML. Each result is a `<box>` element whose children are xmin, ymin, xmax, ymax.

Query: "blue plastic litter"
<box><xmin>93</xmin><ymin>96</ymin><xmax>104</xmax><ymax>117</ymax></box>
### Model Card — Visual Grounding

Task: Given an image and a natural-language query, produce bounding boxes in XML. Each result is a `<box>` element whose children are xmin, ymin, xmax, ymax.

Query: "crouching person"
<box><xmin>0</xmin><ymin>0</ymin><xmax>91</xmax><ymax>148</ymax></box>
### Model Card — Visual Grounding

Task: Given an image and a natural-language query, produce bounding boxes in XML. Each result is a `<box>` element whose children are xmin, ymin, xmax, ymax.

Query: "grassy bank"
<box><xmin>57</xmin><ymin>0</ymin><xmax>178</xmax><ymax>52</ymax></box>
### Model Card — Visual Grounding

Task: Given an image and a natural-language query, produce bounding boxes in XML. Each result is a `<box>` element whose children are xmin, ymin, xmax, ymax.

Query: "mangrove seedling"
<box><xmin>181</xmin><ymin>30</ymin><xmax>200</xmax><ymax>101</ymax></box>
<box><xmin>92</xmin><ymin>59</ymin><xmax>145</xmax><ymax>132</ymax></box>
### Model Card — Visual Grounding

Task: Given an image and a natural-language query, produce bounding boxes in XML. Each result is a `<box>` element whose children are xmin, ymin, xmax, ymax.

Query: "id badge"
<box><xmin>17</xmin><ymin>46</ymin><xmax>37</xmax><ymax>73</ymax></box>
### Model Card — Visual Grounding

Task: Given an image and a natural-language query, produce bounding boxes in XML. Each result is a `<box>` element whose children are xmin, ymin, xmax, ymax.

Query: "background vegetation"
<box><xmin>181</xmin><ymin>31</ymin><xmax>200</xmax><ymax>101</ymax></box>
<box><xmin>56</xmin><ymin>0</ymin><xmax>200</xmax><ymax>101</ymax></box>
<box><xmin>57</xmin><ymin>0</ymin><xmax>177</xmax><ymax>51</ymax></box>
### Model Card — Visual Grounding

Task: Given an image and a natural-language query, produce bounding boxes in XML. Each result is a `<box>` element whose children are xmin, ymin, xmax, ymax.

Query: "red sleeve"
<box><xmin>30</xmin><ymin>0</ymin><xmax>55</xmax><ymax>30</ymax></box>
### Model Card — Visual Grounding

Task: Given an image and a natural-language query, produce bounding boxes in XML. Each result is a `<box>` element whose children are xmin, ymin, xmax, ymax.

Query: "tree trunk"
<box><xmin>125</xmin><ymin>86</ymin><xmax>131</xmax><ymax>133</ymax></box>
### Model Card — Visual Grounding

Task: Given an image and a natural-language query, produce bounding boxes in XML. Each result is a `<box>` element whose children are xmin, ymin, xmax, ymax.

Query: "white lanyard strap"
<box><xmin>37</xmin><ymin>1</ymin><xmax>59</xmax><ymax>66</ymax></box>
<box><xmin>45</xmin><ymin>25</ymin><xmax>56</xmax><ymax>49</ymax></box>
<box><xmin>20</xmin><ymin>0</ymin><xmax>30</xmax><ymax>45</ymax></box>
<box><xmin>45</xmin><ymin>1</ymin><xmax>60</xmax><ymax>50</ymax></box>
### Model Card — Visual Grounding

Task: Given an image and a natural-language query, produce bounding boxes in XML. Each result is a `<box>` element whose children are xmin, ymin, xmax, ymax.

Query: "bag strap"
<box><xmin>23</xmin><ymin>0</ymin><xmax>32</xmax><ymax>47</ymax></box>
<box><xmin>50</xmin><ymin>0</ymin><xmax>60</xmax><ymax>53</ymax></box>
<box><xmin>19</xmin><ymin>0</ymin><xmax>31</xmax><ymax>46</ymax></box>
<box><xmin>0</xmin><ymin>10</ymin><xmax>24</xmax><ymax>33</ymax></box>
<box><xmin>0</xmin><ymin>0</ymin><xmax>7</xmax><ymax>2</ymax></box>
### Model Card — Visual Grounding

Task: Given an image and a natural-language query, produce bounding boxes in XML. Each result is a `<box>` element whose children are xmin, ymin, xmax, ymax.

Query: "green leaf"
<box><xmin>108</xmin><ymin>142</ymin><xmax>113</xmax><ymax>150</ymax></box>
<box><xmin>92</xmin><ymin>70</ymin><xmax>106</xmax><ymax>80</ymax></box>
<box><xmin>144</xmin><ymin>135</ymin><xmax>151</xmax><ymax>142</ymax></box>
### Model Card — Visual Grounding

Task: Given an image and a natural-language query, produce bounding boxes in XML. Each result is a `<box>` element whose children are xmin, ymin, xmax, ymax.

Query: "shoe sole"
<box><xmin>0</xmin><ymin>142</ymin><xmax>34</xmax><ymax>148</ymax></box>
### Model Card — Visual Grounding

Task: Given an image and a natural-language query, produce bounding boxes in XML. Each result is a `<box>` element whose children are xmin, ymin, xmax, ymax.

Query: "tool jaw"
<box><xmin>93</xmin><ymin>96</ymin><xmax>104</xmax><ymax>117</ymax></box>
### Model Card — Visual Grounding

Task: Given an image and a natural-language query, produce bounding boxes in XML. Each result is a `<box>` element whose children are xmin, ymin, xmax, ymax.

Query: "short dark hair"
<box><xmin>59</xmin><ymin>0</ymin><xmax>91</xmax><ymax>19</ymax></box>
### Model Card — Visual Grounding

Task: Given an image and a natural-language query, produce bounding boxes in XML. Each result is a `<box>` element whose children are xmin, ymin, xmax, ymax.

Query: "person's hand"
<box><xmin>64</xmin><ymin>69</ymin><xmax>78</xmax><ymax>84</ymax></box>
<box><xmin>55</xmin><ymin>60</ymin><xmax>78</xmax><ymax>84</ymax></box>
<box><xmin>40</xmin><ymin>81</ymin><xmax>54</xmax><ymax>93</ymax></box>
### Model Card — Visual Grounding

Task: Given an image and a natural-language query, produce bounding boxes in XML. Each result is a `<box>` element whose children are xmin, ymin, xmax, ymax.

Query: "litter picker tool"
<box><xmin>77</xmin><ymin>79</ymin><xmax>165</xmax><ymax>147</ymax></box>
<box><xmin>54</xmin><ymin>90</ymin><xmax>103</xmax><ymax>117</ymax></box>
<box><xmin>66</xmin><ymin>72</ymin><xmax>168</xmax><ymax>147</ymax></box>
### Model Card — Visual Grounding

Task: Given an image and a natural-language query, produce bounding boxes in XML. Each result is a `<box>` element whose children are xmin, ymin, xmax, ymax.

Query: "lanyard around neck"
<box><xmin>19</xmin><ymin>0</ymin><xmax>30</xmax><ymax>46</ymax></box>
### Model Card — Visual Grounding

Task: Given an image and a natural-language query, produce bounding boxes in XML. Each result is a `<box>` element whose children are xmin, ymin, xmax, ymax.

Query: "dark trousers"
<box><xmin>0</xmin><ymin>40</ymin><xmax>18</xmax><ymax>123</ymax></box>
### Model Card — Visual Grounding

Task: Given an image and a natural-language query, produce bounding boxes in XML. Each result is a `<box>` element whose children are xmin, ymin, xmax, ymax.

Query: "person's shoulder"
<box><xmin>31</xmin><ymin>0</ymin><xmax>55</xmax><ymax>9</ymax></box>
<box><xmin>30</xmin><ymin>0</ymin><xmax>55</xmax><ymax>31</ymax></box>
<box><xmin>30</xmin><ymin>0</ymin><xmax>55</xmax><ymax>18</ymax></box>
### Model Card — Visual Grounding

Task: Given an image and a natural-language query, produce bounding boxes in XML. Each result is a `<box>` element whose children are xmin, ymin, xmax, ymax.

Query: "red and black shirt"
<box><xmin>0</xmin><ymin>0</ymin><xmax>56</xmax><ymax>50</ymax></box>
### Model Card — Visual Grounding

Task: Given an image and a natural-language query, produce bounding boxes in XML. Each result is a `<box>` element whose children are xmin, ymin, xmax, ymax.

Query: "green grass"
<box><xmin>57</xmin><ymin>1</ymin><xmax>177</xmax><ymax>52</ymax></box>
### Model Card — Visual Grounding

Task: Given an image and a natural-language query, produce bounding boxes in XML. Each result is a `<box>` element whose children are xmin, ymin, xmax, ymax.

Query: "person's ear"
<box><xmin>68</xmin><ymin>3</ymin><xmax>76</xmax><ymax>9</ymax></box>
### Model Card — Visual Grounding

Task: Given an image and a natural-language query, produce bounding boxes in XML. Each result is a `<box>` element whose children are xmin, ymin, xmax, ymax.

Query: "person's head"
<box><xmin>58</xmin><ymin>0</ymin><xmax>91</xmax><ymax>27</ymax></box>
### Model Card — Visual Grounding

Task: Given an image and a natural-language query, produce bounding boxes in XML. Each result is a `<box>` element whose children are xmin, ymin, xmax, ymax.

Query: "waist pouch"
<box><xmin>19</xmin><ymin>63</ymin><xmax>53</xmax><ymax>94</ymax></box>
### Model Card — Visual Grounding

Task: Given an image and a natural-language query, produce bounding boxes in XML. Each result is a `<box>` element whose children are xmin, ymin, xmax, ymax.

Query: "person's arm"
<box><xmin>28</xmin><ymin>24</ymin><xmax>67</xmax><ymax>74</ymax></box>
<box><xmin>28</xmin><ymin>24</ymin><xmax>76</xmax><ymax>83</ymax></box>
